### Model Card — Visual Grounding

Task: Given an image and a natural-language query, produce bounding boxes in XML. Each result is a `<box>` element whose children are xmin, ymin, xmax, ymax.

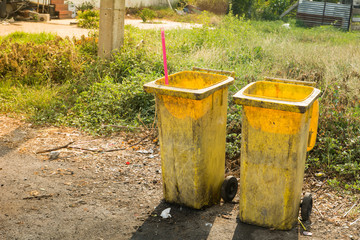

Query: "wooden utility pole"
<box><xmin>98</xmin><ymin>0</ymin><xmax>125</xmax><ymax>59</ymax></box>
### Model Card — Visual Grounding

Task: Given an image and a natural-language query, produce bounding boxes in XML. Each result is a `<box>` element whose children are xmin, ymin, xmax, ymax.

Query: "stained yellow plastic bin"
<box><xmin>144</xmin><ymin>69</ymin><xmax>234</xmax><ymax>209</ymax></box>
<box><xmin>233</xmin><ymin>78</ymin><xmax>321</xmax><ymax>230</ymax></box>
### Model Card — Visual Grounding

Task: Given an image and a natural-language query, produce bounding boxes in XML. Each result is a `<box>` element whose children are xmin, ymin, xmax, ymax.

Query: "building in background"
<box><xmin>50</xmin><ymin>0</ymin><xmax>72</xmax><ymax>18</ymax></box>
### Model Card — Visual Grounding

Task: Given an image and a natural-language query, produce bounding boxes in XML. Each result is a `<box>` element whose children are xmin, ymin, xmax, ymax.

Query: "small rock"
<box><xmin>49</xmin><ymin>151</ymin><xmax>60</xmax><ymax>160</ymax></box>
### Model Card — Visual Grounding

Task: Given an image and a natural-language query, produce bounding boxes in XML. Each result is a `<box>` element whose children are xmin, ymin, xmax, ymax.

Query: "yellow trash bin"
<box><xmin>144</xmin><ymin>69</ymin><xmax>234</xmax><ymax>209</ymax></box>
<box><xmin>233</xmin><ymin>78</ymin><xmax>321</xmax><ymax>230</ymax></box>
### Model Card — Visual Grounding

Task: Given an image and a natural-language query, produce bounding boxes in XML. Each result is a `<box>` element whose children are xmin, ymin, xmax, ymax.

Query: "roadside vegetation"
<box><xmin>0</xmin><ymin>5</ymin><xmax>359</xmax><ymax>192</ymax></box>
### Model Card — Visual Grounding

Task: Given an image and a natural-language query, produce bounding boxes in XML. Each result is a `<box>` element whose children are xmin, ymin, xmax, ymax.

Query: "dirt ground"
<box><xmin>0</xmin><ymin>19</ymin><xmax>202</xmax><ymax>38</ymax></box>
<box><xmin>0</xmin><ymin>115</ymin><xmax>359</xmax><ymax>240</ymax></box>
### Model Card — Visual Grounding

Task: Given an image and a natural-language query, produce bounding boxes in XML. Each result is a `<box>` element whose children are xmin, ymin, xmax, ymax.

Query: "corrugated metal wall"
<box><xmin>297</xmin><ymin>0</ymin><xmax>352</xmax><ymax>30</ymax></box>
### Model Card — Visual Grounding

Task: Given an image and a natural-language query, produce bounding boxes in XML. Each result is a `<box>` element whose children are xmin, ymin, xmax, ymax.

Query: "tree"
<box><xmin>230</xmin><ymin>0</ymin><xmax>252</xmax><ymax>17</ymax></box>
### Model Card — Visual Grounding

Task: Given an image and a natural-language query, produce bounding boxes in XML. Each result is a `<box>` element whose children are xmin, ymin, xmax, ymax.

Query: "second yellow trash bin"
<box><xmin>144</xmin><ymin>69</ymin><xmax>234</xmax><ymax>209</ymax></box>
<box><xmin>233</xmin><ymin>78</ymin><xmax>321</xmax><ymax>230</ymax></box>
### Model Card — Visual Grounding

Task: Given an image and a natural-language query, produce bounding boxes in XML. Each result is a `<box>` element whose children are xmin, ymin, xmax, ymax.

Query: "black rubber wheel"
<box><xmin>221</xmin><ymin>176</ymin><xmax>238</xmax><ymax>202</ymax></box>
<box><xmin>301</xmin><ymin>192</ymin><xmax>313</xmax><ymax>221</ymax></box>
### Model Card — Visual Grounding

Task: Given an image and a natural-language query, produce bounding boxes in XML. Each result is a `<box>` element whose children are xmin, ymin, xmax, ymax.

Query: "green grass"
<box><xmin>0</xmin><ymin>83</ymin><xmax>59</xmax><ymax>114</ymax></box>
<box><xmin>0</xmin><ymin>15</ymin><xmax>359</xmax><ymax>191</ymax></box>
<box><xmin>0</xmin><ymin>31</ymin><xmax>58</xmax><ymax>44</ymax></box>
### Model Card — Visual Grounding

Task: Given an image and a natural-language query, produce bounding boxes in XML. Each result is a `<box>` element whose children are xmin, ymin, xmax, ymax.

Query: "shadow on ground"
<box><xmin>131</xmin><ymin>200</ymin><xmax>299</xmax><ymax>240</ymax></box>
<box><xmin>232</xmin><ymin>221</ymin><xmax>298</xmax><ymax>240</ymax></box>
<box><xmin>131</xmin><ymin>200</ymin><xmax>236</xmax><ymax>240</ymax></box>
<box><xmin>0</xmin><ymin>125</ymin><xmax>33</xmax><ymax>157</ymax></box>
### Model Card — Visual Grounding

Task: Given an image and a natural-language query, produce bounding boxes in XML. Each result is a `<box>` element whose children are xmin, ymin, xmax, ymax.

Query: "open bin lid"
<box><xmin>144</xmin><ymin>71</ymin><xmax>234</xmax><ymax>100</ymax></box>
<box><xmin>233</xmin><ymin>81</ymin><xmax>321</xmax><ymax>113</ymax></box>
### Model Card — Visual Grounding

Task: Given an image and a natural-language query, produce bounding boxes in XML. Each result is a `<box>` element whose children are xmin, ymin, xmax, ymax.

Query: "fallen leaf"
<box><xmin>29</xmin><ymin>190</ymin><xmax>39</xmax><ymax>196</ymax></box>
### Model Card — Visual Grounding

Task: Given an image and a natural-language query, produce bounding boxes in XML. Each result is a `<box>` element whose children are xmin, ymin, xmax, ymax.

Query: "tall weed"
<box><xmin>0</xmin><ymin>33</ymin><xmax>82</xmax><ymax>86</ymax></box>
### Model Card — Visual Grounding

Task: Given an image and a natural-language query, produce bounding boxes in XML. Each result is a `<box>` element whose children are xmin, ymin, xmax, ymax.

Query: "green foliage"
<box><xmin>77</xmin><ymin>10</ymin><xmax>99</xmax><ymax>29</ymax></box>
<box><xmin>230</xmin><ymin>0</ymin><xmax>252</xmax><ymax>18</ymax></box>
<box><xmin>0</xmin><ymin>31</ymin><xmax>57</xmax><ymax>44</ymax></box>
<box><xmin>309</xmin><ymin>83</ymin><xmax>360</xmax><ymax>186</ymax></box>
<box><xmin>0</xmin><ymin>83</ymin><xmax>61</xmax><ymax>116</ymax></box>
<box><xmin>139</xmin><ymin>8</ymin><xmax>156</xmax><ymax>23</ymax></box>
<box><xmin>229</xmin><ymin>0</ymin><xmax>297</xmax><ymax>20</ymax></box>
<box><xmin>61</xmin><ymin>27</ymin><xmax>163</xmax><ymax>134</ymax></box>
<box><xmin>0</xmin><ymin>32</ymin><xmax>97</xmax><ymax>123</ymax></box>
<box><xmin>226</xmin><ymin>104</ymin><xmax>242</xmax><ymax>160</ymax></box>
<box><xmin>64</xmin><ymin>76</ymin><xmax>155</xmax><ymax>134</ymax></box>
<box><xmin>74</xmin><ymin>32</ymin><xmax>99</xmax><ymax>57</ymax></box>
<box><xmin>75</xmin><ymin>1</ymin><xmax>95</xmax><ymax>12</ymax></box>
<box><xmin>0</xmin><ymin>33</ymin><xmax>82</xmax><ymax>86</ymax></box>
<box><xmin>328</xmin><ymin>178</ymin><xmax>340</xmax><ymax>189</ymax></box>
<box><xmin>345</xmin><ymin>180</ymin><xmax>360</xmax><ymax>192</ymax></box>
<box><xmin>252</xmin><ymin>0</ymin><xmax>296</xmax><ymax>20</ymax></box>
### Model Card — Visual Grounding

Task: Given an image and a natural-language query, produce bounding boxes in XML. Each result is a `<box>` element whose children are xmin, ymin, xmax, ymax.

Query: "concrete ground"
<box><xmin>0</xmin><ymin>19</ymin><xmax>202</xmax><ymax>38</ymax></box>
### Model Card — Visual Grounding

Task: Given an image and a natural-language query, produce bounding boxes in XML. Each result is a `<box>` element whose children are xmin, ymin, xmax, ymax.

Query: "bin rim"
<box><xmin>143</xmin><ymin>71</ymin><xmax>234</xmax><ymax>100</ymax></box>
<box><xmin>233</xmin><ymin>81</ymin><xmax>321</xmax><ymax>113</ymax></box>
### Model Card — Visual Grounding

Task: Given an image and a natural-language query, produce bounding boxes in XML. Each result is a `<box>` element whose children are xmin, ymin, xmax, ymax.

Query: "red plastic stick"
<box><xmin>161</xmin><ymin>29</ymin><xmax>169</xmax><ymax>85</ymax></box>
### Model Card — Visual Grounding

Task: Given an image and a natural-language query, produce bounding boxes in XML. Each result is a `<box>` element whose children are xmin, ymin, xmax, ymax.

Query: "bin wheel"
<box><xmin>221</xmin><ymin>176</ymin><xmax>238</xmax><ymax>202</ymax></box>
<box><xmin>301</xmin><ymin>192</ymin><xmax>313</xmax><ymax>221</ymax></box>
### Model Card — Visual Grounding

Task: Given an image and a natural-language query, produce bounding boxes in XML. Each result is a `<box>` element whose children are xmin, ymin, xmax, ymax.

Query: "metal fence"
<box><xmin>297</xmin><ymin>0</ymin><xmax>352</xmax><ymax>30</ymax></box>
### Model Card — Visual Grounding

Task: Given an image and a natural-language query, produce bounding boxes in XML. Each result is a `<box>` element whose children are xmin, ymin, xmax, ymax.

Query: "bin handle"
<box><xmin>193</xmin><ymin>67</ymin><xmax>236</xmax><ymax>78</ymax></box>
<box><xmin>264</xmin><ymin>77</ymin><xmax>316</xmax><ymax>87</ymax></box>
<box><xmin>307</xmin><ymin>100</ymin><xmax>319</xmax><ymax>152</ymax></box>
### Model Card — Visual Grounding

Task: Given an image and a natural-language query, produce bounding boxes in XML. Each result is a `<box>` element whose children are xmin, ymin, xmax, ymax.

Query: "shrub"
<box><xmin>64</xmin><ymin>76</ymin><xmax>155</xmax><ymax>134</ymax></box>
<box><xmin>77</xmin><ymin>10</ymin><xmax>99</xmax><ymax>29</ymax></box>
<box><xmin>139</xmin><ymin>8</ymin><xmax>156</xmax><ymax>23</ymax></box>
<box><xmin>253</xmin><ymin>0</ymin><xmax>297</xmax><ymax>20</ymax></box>
<box><xmin>230</xmin><ymin>0</ymin><xmax>252</xmax><ymax>17</ymax></box>
<box><xmin>75</xmin><ymin>1</ymin><xmax>95</xmax><ymax>12</ymax></box>
<box><xmin>0</xmin><ymin>33</ymin><xmax>82</xmax><ymax>86</ymax></box>
<box><xmin>194</xmin><ymin>0</ymin><xmax>229</xmax><ymax>15</ymax></box>
<box><xmin>230</xmin><ymin>0</ymin><xmax>297</xmax><ymax>20</ymax></box>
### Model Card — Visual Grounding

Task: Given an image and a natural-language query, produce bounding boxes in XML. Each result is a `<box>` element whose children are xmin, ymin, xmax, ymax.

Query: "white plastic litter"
<box><xmin>205</xmin><ymin>223</ymin><xmax>213</xmax><ymax>227</ymax></box>
<box><xmin>282</xmin><ymin>23</ymin><xmax>290</xmax><ymax>29</ymax></box>
<box><xmin>303</xmin><ymin>231</ymin><xmax>313</xmax><ymax>236</ymax></box>
<box><xmin>136</xmin><ymin>149</ymin><xmax>154</xmax><ymax>154</ymax></box>
<box><xmin>160</xmin><ymin>208</ymin><xmax>171</xmax><ymax>219</ymax></box>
